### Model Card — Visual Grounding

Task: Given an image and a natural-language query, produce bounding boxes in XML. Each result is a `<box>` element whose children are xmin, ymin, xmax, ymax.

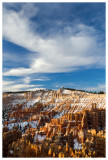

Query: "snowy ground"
<box><xmin>26</xmin><ymin>99</ymin><xmax>39</xmax><ymax>108</ymax></box>
<box><xmin>73</xmin><ymin>138</ymin><xmax>82</xmax><ymax>150</ymax></box>
<box><xmin>62</xmin><ymin>89</ymin><xmax>72</xmax><ymax>94</ymax></box>
<box><xmin>53</xmin><ymin>110</ymin><xmax>65</xmax><ymax>119</ymax></box>
<box><xmin>11</xmin><ymin>99</ymin><xmax>27</xmax><ymax>107</ymax></box>
<box><xmin>34</xmin><ymin>131</ymin><xmax>46</xmax><ymax>142</ymax></box>
<box><xmin>29</xmin><ymin>121</ymin><xmax>39</xmax><ymax>128</ymax></box>
<box><xmin>9</xmin><ymin>150</ymin><xmax>13</xmax><ymax>154</ymax></box>
<box><xmin>6</xmin><ymin>121</ymin><xmax>39</xmax><ymax>130</ymax></box>
<box><xmin>9</xmin><ymin>117</ymin><xmax>16</xmax><ymax>122</ymax></box>
<box><xmin>7</xmin><ymin>121</ymin><xmax>29</xmax><ymax>130</ymax></box>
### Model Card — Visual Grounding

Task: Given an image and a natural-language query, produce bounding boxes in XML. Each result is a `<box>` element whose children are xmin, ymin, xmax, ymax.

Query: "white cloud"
<box><xmin>2</xmin><ymin>80</ymin><xmax>44</xmax><ymax>92</ymax></box>
<box><xmin>2</xmin><ymin>73</ymin><xmax>50</xmax><ymax>92</ymax></box>
<box><xmin>3</xmin><ymin>4</ymin><xmax>105</xmax><ymax>77</ymax></box>
<box><xmin>55</xmin><ymin>86</ymin><xmax>59</xmax><ymax>88</ymax></box>
<box><xmin>26</xmin><ymin>87</ymin><xmax>45</xmax><ymax>91</ymax></box>
<box><xmin>19</xmin><ymin>3</ymin><xmax>38</xmax><ymax>19</ymax></box>
<box><xmin>23</xmin><ymin>76</ymin><xmax>50</xmax><ymax>84</ymax></box>
<box><xmin>83</xmin><ymin>84</ymin><xmax>105</xmax><ymax>92</ymax></box>
<box><xmin>3</xmin><ymin>83</ymin><xmax>43</xmax><ymax>92</ymax></box>
<box><xmin>53</xmin><ymin>82</ymin><xmax>80</xmax><ymax>88</ymax></box>
<box><xmin>3</xmin><ymin>68</ymin><xmax>32</xmax><ymax>76</ymax></box>
<box><xmin>23</xmin><ymin>76</ymin><xmax>31</xmax><ymax>84</ymax></box>
<box><xmin>33</xmin><ymin>78</ymin><xmax>50</xmax><ymax>81</ymax></box>
<box><xmin>2</xmin><ymin>80</ymin><xmax>15</xmax><ymax>86</ymax></box>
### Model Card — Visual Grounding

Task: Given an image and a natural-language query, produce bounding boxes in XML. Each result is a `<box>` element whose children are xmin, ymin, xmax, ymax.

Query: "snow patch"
<box><xmin>29</xmin><ymin>121</ymin><xmax>39</xmax><ymax>128</ymax></box>
<box><xmin>9</xmin><ymin>150</ymin><xmax>13</xmax><ymax>154</ymax></box>
<box><xmin>62</xmin><ymin>89</ymin><xmax>72</xmax><ymax>94</ymax></box>
<box><xmin>26</xmin><ymin>99</ymin><xmax>39</xmax><ymax>108</ymax></box>
<box><xmin>34</xmin><ymin>132</ymin><xmax>46</xmax><ymax>142</ymax></box>
<box><xmin>74</xmin><ymin>138</ymin><xmax>82</xmax><ymax>150</ymax></box>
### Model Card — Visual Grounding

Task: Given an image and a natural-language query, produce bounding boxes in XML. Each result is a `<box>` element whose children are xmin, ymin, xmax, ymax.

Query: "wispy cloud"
<box><xmin>23</xmin><ymin>76</ymin><xmax>50</xmax><ymax>84</ymax></box>
<box><xmin>2</xmin><ymin>79</ymin><xmax>44</xmax><ymax>92</ymax></box>
<box><xmin>83</xmin><ymin>84</ymin><xmax>105</xmax><ymax>92</ymax></box>
<box><xmin>3</xmin><ymin>80</ymin><xmax>15</xmax><ymax>86</ymax></box>
<box><xmin>33</xmin><ymin>78</ymin><xmax>50</xmax><ymax>81</ymax></box>
<box><xmin>53</xmin><ymin>82</ymin><xmax>80</xmax><ymax>89</ymax></box>
<box><xmin>55</xmin><ymin>86</ymin><xmax>59</xmax><ymax>88</ymax></box>
<box><xmin>23</xmin><ymin>77</ymin><xmax>31</xmax><ymax>84</ymax></box>
<box><xmin>26</xmin><ymin>87</ymin><xmax>45</xmax><ymax>91</ymax></box>
<box><xmin>3</xmin><ymin>3</ymin><xmax>105</xmax><ymax>77</ymax></box>
<box><xmin>3</xmin><ymin>80</ymin><xmax>44</xmax><ymax>92</ymax></box>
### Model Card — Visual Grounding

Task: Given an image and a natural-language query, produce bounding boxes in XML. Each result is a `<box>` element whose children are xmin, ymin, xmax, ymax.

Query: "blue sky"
<box><xmin>2</xmin><ymin>3</ymin><xmax>105</xmax><ymax>92</ymax></box>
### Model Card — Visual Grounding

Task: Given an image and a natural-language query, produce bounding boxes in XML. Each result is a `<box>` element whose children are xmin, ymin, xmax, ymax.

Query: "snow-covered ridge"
<box><xmin>3</xmin><ymin>89</ymin><xmax>105</xmax><ymax>117</ymax></box>
<box><xmin>62</xmin><ymin>89</ymin><xmax>72</xmax><ymax>94</ymax></box>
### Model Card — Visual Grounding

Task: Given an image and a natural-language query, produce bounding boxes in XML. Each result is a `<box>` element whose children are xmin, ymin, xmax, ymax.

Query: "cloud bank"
<box><xmin>3</xmin><ymin>3</ymin><xmax>105</xmax><ymax>77</ymax></box>
<box><xmin>83</xmin><ymin>84</ymin><xmax>105</xmax><ymax>92</ymax></box>
<box><xmin>3</xmin><ymin>80</ymin><xmax>44</xmax><ymax>92</ymax></box>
